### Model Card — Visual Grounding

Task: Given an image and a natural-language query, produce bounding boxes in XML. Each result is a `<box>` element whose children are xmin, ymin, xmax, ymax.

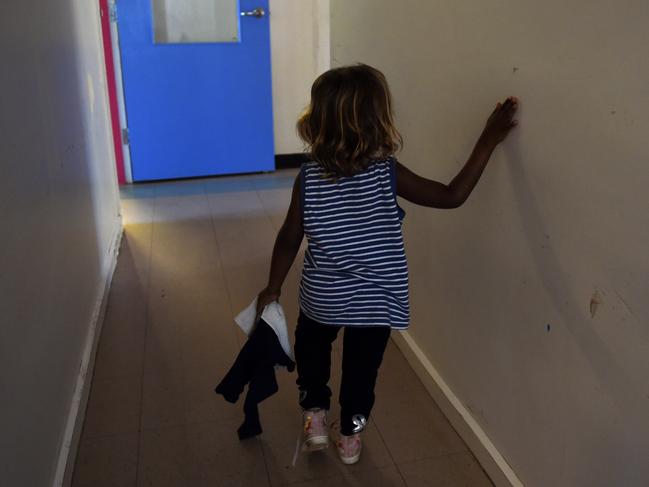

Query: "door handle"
<box><xmin>240</xmin><ymin>7</ymin><xmax>265</xmax><ymax>18</ymax></box>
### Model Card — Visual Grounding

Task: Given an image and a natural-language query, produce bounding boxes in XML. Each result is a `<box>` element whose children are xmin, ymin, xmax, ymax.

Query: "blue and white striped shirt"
<box><xmin>298</xmin><ymin>158</ymin><xmax>410</xmax><ymax>329</ymax></box>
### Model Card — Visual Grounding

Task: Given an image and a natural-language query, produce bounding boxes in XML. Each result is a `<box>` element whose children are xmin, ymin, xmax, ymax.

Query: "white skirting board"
<box><xmin>391</xmin><ymin>330</ymin><xmax>524</xmax><ymax>487</ymax></box>
<box><xmin>52</xmin><ymin>223</ymin><xmax>123</xmax><ymax>487</ymax></box>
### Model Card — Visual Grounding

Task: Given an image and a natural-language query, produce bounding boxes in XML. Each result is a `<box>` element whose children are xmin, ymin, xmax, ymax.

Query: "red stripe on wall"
<box><xmin>99</xmin><ymin>0</ymin><xmax>126</xmax><ymax>184</ymax></box>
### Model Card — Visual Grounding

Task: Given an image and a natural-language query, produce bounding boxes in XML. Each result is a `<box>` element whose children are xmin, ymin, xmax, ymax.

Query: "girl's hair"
<box><xmin>297</xmin><ymin>64</ymin><xmax>402</xmax><ymax>178</ymax></box>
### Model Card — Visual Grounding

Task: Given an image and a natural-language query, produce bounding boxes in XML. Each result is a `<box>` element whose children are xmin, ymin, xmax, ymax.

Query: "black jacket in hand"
<box><xmin>215</xmin><ymin>319</ymin><xmax>295</xmax><ymax>440</ymax></box>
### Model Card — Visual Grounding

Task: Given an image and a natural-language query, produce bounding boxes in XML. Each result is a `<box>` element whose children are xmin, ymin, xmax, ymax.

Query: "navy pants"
<box><xmin>294</xmin><ymin>311</ymin><xmax>391</xmax><ymax>436</ymax></box>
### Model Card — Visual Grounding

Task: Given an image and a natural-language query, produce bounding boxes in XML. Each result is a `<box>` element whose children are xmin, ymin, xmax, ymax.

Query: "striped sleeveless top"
<box><xmin>298</xmin><ymin>158</ymin><xmax>410</xmax><ymax>329</ymax></box>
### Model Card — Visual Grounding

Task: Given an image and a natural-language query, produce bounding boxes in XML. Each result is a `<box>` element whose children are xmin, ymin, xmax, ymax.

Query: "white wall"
<box><xmin>0</xmin><ymin>1</ymin><xmax>122</xmax><ymax>486</ymax></box>
<box><xmin>270</xmin><ymin>0</ymin><xmax>330</xmax><ymax>154</ymax></box>
<box><xmin>331</xmin><ymin>1</ymin><xmax>649</xmax><ymax>486</ymax></box>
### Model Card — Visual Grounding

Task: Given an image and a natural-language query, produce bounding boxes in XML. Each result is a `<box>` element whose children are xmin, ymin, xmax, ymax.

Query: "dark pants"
<box><xmin>294</xmin><ymin>311</ymin><xmax>391</xmax><ymax>436</ymax></box>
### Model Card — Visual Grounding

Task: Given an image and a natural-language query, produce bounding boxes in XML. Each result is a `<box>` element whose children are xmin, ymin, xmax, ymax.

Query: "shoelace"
<box><xmin>291</xmin><ymin>433</ymin><xmax>301</xmax><ymax>467</ymax></box>
<box><xmin>292</xmin><ymin>412</ymin><xmax>313</xmax><ymax>467</ymax></box>
<box><xmin>292</xmin><ymin>412</ymin><xmax>333</xmax><ymax>467</ymax></box>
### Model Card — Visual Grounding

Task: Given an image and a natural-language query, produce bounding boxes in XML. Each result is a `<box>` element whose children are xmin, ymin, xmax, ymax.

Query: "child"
<box><xmin>256</xmin><ymin>64</ymin><xmax>518</xmax><ymax>464</ymax></box>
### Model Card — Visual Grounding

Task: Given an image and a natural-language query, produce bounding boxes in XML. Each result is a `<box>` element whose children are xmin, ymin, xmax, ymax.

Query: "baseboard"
<box><xmin>391</xmin><ymin>331</ymin><xmax>524</xmax><ymax>487</ymax></box>
<box><xmin>52</xmin><ymin>220</ymin><xmax>123</xmax><ymax>487</ymax></box>
<box><xmin>275</xmin><ymin>153</ymin><xmax>312</xmax><ymax>169</ymax></box>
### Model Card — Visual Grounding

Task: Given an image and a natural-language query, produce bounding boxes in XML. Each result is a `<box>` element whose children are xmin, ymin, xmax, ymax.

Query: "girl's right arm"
<box><xmin>255</xmin><ymin>174</ymin><xmax>304</xmax><ymax>319</ymax></box>
<box><xmin>397</xmin><ymin>96</ymin><xmax>519</xmax><ymax>209</ymax></box>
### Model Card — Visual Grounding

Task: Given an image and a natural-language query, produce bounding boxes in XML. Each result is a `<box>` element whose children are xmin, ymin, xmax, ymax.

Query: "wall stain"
<box><xmin>590</xmin><ymin>291</ymin><xmax>602</xmax><ymax>318</ymax></box>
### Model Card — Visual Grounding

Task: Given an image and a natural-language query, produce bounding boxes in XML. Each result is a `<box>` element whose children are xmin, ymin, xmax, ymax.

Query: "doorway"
<box><xmin>106</xmin><ymin>0</ymin><xmax>275</xmax><ymax>182</ymax></box>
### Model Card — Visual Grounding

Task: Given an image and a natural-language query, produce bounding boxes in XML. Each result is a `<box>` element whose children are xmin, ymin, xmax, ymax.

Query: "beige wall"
<box><xmin>0</xmin><ymin>1</ymin><xmax>122</xmax><ymax>485</ymax></box>
<box><xmin>331</xmin><ymin>1</ymin><xmax>649</xmax><ymax>486</ymax></box>
<box><xmin>270</xmin><ymin>0</ymin><xmax>330</xmax><ymax>154</ymax></box>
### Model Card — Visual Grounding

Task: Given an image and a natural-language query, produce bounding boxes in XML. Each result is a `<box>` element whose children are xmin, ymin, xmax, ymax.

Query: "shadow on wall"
<box><xmin>503</xmin><ymin>139</ymin><xmax>646</xmax><ymax>418</ymax></box>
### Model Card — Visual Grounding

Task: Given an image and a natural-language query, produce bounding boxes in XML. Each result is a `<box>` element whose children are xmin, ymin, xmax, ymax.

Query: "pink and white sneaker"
<box><xmin>302</xmin><ymin>408</ymin><xmax>329</xmax><ymax>451</ymax></box>
<box><xmin>336</xmin><ymin>433</ymin><xmax>362</xmax><ymax>464</ymax></box>
<box><xmin>330</xmin><ymin>420</ymin><xmax>362</xmax><ymax>464</ymax></box>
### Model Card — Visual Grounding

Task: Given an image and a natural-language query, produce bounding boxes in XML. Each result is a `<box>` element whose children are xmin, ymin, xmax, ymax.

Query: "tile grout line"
<box><xmin>133</xmin><ymin>187</ymin><xmax>157</xmax><ymax>487</ymax></box>
<box><xmin>253</xmin><ymin>185</ymin><xmax>284</xmax><ymax>233</ymax></box>
<box><xmin>252</xmin><ymin>182</ymin><xmax>297</xmax><ymax>487</ymax></box>
<box><xmin>201</xmin><ymin>182</ymin><xmax>242</xmax><ymax>344</ymax></box>
<box><xmin>369</xmin><ymin>414</ymin><xmax>410</xmax><ymax>486</ymax></box>
<box><xmin>203</xmin><ymin>182</ymin><xmax>274</xmax><ymax>486</ymax></box>
<box><xmin>370</xmin><ymin>375</ymin><xmax>481</xmax><ymax>483</ymax></box>
<box><xmin>240</xmin><ymin>184</ymin><xmax>280</xmax><ymax>486</ymax></box>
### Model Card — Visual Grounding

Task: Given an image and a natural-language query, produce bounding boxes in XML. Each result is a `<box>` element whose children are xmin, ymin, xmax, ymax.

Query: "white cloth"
<box><xmin>235</xmin><ymin>298</ymin><xmax>293</xmax><ymax>361</ymax></box>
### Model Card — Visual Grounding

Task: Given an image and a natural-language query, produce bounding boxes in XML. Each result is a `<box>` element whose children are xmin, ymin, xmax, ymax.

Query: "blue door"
<box><xmin>116</xmin><ymin>0</ymin><xmax>274</xmax><ymax>181</ymax></box>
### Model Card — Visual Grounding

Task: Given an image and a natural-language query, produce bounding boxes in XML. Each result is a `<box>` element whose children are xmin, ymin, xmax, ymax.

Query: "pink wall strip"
<box><xmin>99</xmin><ymin>0</ymin><xmax>126</xmax><ymax>184</ymax></box>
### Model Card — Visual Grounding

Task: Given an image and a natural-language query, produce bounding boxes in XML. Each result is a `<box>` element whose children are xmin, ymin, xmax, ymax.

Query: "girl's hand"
<box><xmin>255</xmin><ymin>287</ymin><xmax>281</xmax><ymax>322</ymax></box>
<box><xmin>481</xmin><ymin>96</ymin><xmax>519</xmax><ymax>147</ymax></box>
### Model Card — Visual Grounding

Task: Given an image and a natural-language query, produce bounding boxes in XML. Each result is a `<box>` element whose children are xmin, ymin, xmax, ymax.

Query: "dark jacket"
<box><xmin>215</xmin><ymin>319</ymin><xmax>295</xmax><ymax>439</ymax></box>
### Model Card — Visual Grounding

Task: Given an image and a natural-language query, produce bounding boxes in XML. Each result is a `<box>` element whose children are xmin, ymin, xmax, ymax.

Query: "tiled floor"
<box><xmin>71</xmin><ymin>170</ymin><xmax>493</xmax><ymax>487</ymax></box>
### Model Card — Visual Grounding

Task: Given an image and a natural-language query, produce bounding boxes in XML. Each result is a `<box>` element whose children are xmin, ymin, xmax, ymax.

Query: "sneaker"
<box><xmin>330</xmin><ymin>420</ymin><xmax>362</xmax><ymax>464</ymax></box>
<box><xmin>302</xmin><ymin>408</ymin><xmax>328</xmax><ymax>451</ymax></box>
<box><xmin>337</xmin><ymin>433</ymin><xmax>362</xmax><ymax>464</ymax></box>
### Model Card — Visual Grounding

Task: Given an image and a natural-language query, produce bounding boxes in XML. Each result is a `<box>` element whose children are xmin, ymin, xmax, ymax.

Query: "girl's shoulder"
<box><xmin>301</xmin><ymin>156</ymin><xmax>396</xmax><ymax>182</ymax></box>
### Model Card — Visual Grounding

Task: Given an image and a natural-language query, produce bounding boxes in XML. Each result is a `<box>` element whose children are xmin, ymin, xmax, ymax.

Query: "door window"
<box><xmin>152</xmin><ymin>0</ymin><xmax>240</xmax><ymax>43</ymax></box>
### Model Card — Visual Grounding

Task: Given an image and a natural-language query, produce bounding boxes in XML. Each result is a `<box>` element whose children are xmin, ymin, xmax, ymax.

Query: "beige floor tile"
<box><xmin>372</xmin><ymin>383</ymin><xmax>467</xmax><ymax>464</ymax></box>
<box><xmin>222</xmin><ymin>264</ymin><xmax>272</xmax><ymax>314</ymax></box>
<box><xmin>140</xmin><ymin>370</ymin><xmax>186</xmax><ymax>430</ymax></box>
<box><xmin>141</xmin><ymin>366</ymin><xmax>242</xmax><ymax>430</ymax></box>
<box><xmin>281</xmin><ymin>465</ymin><xmax>407</xmax><ymax>487</ymax></box>
<box><xmin>147</xmin><ymin>254</ymin><xmax>227</xmax><ymax>300</ymax></box>
<box><xmin>150</xmin><ymin>221</ymin><xmax>215</xmax><ymax>247</ymax></box>
<box><xmin>210</xmin><ymin>204</ymin><xmax>278</xmax><ymax>245</ymax></box>
<box><xmin>142</xmin><ymin>271</ymin><xmax>240</xmax><ymax>430</ymax></box>
<box><xmin>203</xmin><ymin>176</ymin><xmax>256</xmax><ymax>195</ymax></box>
<box><xmin>374</xmin><ymin>340</ymin><xmax>427</xmax><ymax>397</ymax></box>
<box><xmin>250</xmin><ymin>169</ymin><xmax>298</xmax><ymax>191</ymax></box>
<box><xmin>137</xmin><ymin>420</ymin><xmax>269</xmax><ymax>487</ymax></box>
<box><xmin>212</xmin><ymin>214</ymin><xmax>277</xmax><ymax>246</ymax></box>
<box><xmin>141</xmin><ymin>317</ymin><xmax>241</xmax><ymax>429</ymax></box>
<box><xmin>72</xmin><ymin>433</ymin><xmax>138</xmax><ymax>487</ymax></box>
<box><xmin>121</xmin><ymin>195</ymin><xmax>155</xmax><ymax>226</ymax></box>
<box><xmin>82</xmin><ymin>375</ymin><xmax>142</xmax><ymax>439</ymax></box>
<box><xmin>259</xmin><ymin>405</ymin><xmax>393</xmax><ymax>486</ymax></box>
<box><xmin>93</xmin><ymin>325</ymin><xmax>145</xmax><ymax>381</ymax></box>
<box><xmin>145</xmin><ymin>270</ymin><xmax>237</xmax><ymax>375</ymax></box>
<box><xmin>216</xmin><ymin>222</ymin><xmax>276</xmax><ymax>267</ymax></box>
<box><xmin>92</xmin><ymin>275</ymin><xmax>147</xmax><ymax>381</ymax></box>
<box><xmin>397</xmin><ymin>451</ymin><xmax>493</xmax><ymax>487</ymax></box>
<box><xmin>268</xmin><ymin>213</ymin><xmax>288</xmax><ymax>232</ymax></box>
<box><xmin>153</xmin><ymin>179</ymin><xmax>207</xmax><ymax>198</ymax></box>
<box><xmin>255</xmin><ymin>188</ymin><xmax>293</xmax><ymax>214</ymax></box>
<box><xmin>153</xmin><ymin>193</ymin><xmax>212</xmax><ymax>224</ymax></box>
<box><xmin>149</xmin><ymin>224</ymin><xmax>221</xmax><ymax>276</ymax></box>
<box><xmin>115</xmin><ymin>229</ymin><xmax>153</xmax><ymax>288</ymax></box>
<box><xmin>206</xmin><ymin>186</ymin><xmax>263</xmax><ymax>214</ymax></box>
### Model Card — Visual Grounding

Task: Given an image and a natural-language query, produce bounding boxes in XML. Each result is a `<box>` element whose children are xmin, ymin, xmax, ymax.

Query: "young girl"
<box><xmin>256</xmin><ymin>64</ymin><xmax>518</xmax><ymax>464</ymax></box>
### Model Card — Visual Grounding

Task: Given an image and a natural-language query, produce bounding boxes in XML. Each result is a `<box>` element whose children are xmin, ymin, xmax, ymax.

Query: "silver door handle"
<box><xmin>240</xmin><ymin>7</ymin><xmax>265</xmax><ymax>18</ymax></box>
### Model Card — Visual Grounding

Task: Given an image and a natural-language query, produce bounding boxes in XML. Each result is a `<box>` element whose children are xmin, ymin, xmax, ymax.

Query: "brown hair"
<box><xmin>297</xmin><ymin>64</ymin><xmax>402</xmax><ymax>178</ymax></box>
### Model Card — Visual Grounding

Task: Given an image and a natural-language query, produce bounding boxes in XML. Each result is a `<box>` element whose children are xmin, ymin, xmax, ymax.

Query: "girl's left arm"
<box><xmin>397</xmin><ymin>96</ymin><xmax>518</xmax><ymax>209</ymax></box>
<box><xmin>256</xmin><ymin>174</ymin><xmax>304</xmax><ymax>317</ymax></box>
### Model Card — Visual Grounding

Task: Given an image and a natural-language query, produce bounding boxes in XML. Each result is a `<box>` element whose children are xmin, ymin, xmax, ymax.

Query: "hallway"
<box><xmin>71</xmin><ymin>171</ymin><xmax>492</xmax><ymax>487</ymax></box>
